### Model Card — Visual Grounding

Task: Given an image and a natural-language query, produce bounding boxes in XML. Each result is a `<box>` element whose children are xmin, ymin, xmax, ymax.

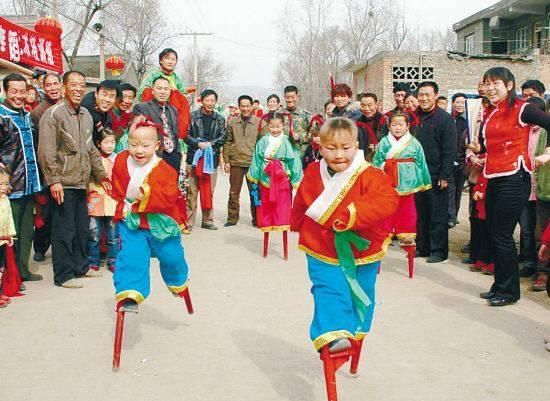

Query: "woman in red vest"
<box><xmin>478</xmin><ymin>67</ymin><xmax>550</xmax><ymax>306</ymax></box>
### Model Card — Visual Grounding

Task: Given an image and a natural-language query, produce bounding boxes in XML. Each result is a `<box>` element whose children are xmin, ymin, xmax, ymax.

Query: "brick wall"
<box><xmin>357</xmin><ymin>51</ymin><xmax>550</xmax><ymax>113</ymax></box>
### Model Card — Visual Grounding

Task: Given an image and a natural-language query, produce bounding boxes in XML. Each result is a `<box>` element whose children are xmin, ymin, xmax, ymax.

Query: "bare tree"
<box><xmin>8</xmin><ymin>0</ymin><xmax>36</xmax><ymax>14</ymax></box>
<box><xmin>386</xmin><ymin>14</ymin><xmax>409</xmax><ymax>51</ymax></box>
<box><xmin>103</xmin><ymin>0</ymin><xmax>175</xmax><ymax>81</ymax></box>
<box><xmin>180</xmin><ymin>46</ymin><xmax>230</xmax><ymax>95</ymax></box>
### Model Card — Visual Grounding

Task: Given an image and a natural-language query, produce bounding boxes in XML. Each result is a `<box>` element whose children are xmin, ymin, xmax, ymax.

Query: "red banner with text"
<box><xmin>0</xmin><ymin>16</ymin><xmax>63</xmax><ymax>73</ymax></box>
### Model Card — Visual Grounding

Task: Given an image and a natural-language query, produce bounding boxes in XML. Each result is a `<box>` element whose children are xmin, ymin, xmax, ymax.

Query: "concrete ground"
<box><xmin>1</xmin><ymin>175</ymin><xmax>549</xmax><ymax>401</ymax></box>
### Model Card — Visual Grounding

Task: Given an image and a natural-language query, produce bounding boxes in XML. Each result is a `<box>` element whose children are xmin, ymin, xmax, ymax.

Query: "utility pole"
<box><xmin>179</xmin><ymin>32</ymin><xmax>213</xmax><ymax>107</ymax></box>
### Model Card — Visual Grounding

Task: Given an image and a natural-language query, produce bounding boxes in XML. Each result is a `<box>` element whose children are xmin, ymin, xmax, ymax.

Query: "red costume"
<box><xmin>291</xmin><ymin>159</ymin><xmax>399</xmax><ymax>265</ymax></box>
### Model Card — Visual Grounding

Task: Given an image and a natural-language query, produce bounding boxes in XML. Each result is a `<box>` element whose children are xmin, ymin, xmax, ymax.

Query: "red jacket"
<box><xmin>111</xmin><ymin>151</ymin><xmax>184</xmax><ymax>229</ymax></box>
<box><xmin>291</xmin><ymin>162</ymin><xmax>399</xmax><ymax>265</ymax></box>
<box><xmin>483</xmin><ymin>99</ymin><xmax>531</xmax><ymax>178</ymax></box>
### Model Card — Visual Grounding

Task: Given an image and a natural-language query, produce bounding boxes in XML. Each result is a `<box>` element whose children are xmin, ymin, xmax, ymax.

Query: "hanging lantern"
<box><xmin>34</xmin><ymin>16</ymin><xmax>63</xmax><ymax>38</ymax></box>
<box><xmin>106</xmin><ymin>56</ymin><xmax>125</xmax><ymax>76</ymax></box>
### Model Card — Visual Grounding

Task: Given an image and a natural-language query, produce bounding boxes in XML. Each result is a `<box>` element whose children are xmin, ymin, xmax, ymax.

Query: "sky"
<box><xmin>165</xmin><ymin>0</ymin><xmax>499</xmax><ymax>90</ymax></box>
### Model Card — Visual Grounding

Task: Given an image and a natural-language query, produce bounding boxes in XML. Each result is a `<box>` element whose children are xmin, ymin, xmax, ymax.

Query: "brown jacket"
<box><xmin>223</xmin><ymin>115</ymin><xmax>261</xmax><ymax>167</ymax></box>
<box><xmin>38</xmin><ymin>99</ymin><xmax>106</xmax><ymax>189</ymax></box>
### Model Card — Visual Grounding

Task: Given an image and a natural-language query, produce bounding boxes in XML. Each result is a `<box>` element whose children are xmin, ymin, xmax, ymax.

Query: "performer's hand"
<box><xmin>539</xmin><ymin>244</ymin><xmax>550</xmax><ymax>262</ymax></box>
<box><xmin>469</xmin><ymin>156</ymin><xmax>484</xmax><ymax>168</ymax></box>
<box><xmin>136</xmin><ymin>190</ymin><xmax>144</xmax><ymax>201</ymax></box>
<box><xmin>101</xmin><ymin>179</ymin><xmax>112</xmax><ymax>195</ymax></box>
<box><xmin>7</xmin><ymin>236</ymin><xmax>14</xmax><ymax>246</ymax></box>
<box><xmin>224</xmin><ymin>163</ymin><xmax>231</xmax><ymax>174</ymax></box>
<box><xmin>438</xmin><ymin>179</ymin><xmax>448</xmax><ymax>190</ymax></box>
<box><xmin>535</xmin><ymin>153</ymin><xmax>550</xmax><ymax>168</ymax></box>
<box><xmin>468</xmin><ymin>139</ymin><xmax>481</xmax><ymax>153</ymax></box>
<box><xmin>368</xmin><ymin>144</ymin><xmax>375</xmax><ymax>151</ymax></box>
<box><xmin>473</xmin><ymin>191</ymin><xmax>483</xmax><ymax>201</ymax></box>
<box><xmin>198</xmin><ymin>142</ymin><xmax>209</xmax><ymax>150</ymax></box>
<box><xmin>50</xmin><ymin>183</ymin><xmax>64</xmax><ymax>204</ymax></box>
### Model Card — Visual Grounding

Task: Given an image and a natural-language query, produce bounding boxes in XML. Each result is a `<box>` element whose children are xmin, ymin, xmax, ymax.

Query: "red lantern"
<box><xmin>106</xmin><ymin>56</ymin><xmax>125</xmax><ymax>76</ymax></box>
<box><xmin>34</xmin><ymin>16</ymin><xmax>63</xmax><ymax>38</ymax></box>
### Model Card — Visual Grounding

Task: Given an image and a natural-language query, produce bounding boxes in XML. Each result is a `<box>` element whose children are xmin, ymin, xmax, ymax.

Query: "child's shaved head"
<box><xmin>319</xmin><ymin>117</ymin><xmax>358</xmax><ymax>144</ymax></box>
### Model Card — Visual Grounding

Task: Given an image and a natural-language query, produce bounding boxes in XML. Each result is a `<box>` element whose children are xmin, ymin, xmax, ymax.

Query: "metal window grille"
<box><xmin>392</xmin><ymin>66</ymin><xmax>434</xmax><ymax>91</ymax></box>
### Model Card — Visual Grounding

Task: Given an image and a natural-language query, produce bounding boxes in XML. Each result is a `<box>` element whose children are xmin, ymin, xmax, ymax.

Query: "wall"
<box><xmin>356</xmin><ymin>51</ymin><xmax>550</xmax><ymax>113</ymax></box>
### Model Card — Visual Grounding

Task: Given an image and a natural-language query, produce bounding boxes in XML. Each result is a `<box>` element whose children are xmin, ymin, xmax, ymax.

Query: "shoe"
<box><xmin>481</xmin><ymin>263</ymin><xmax>494</xmax><ymax>275</ymax></box>
<box><xmin>532</xmin><ymin>274</ymin><xmax>548</xmax><ymax>292</ymax></box>
<box><xmin>33</xmin><ymin>252</ymin><xmax>45</xmax><ymax>262</ymax></box>
<box><xmin>108</xmin><ymin>264</ymin><xmax>115</xmax><ymax>273</ymax></box>
<box><xmin>119</xmin><ymin>299</ymin><xmax>139</xmax><ymax>313</ymax></box>
<box><xmin>415</xmin><ymin>251</ymin><xmax>429</xmax><ymax>258</ymax></box>
<box><xmin>224</xmin><ymin>222</ymin><xmax>237</xmax><ymax>227</ymax></box>
<box><xmin>201</xmin><ymin>223</ymin><xmax>218</xmax><ymax>230</ymax></box>
<box><xmin>469</xmin><ymin>261</ymin><xmax>485</xmax><ymax>272</ymax></box>
<box><xmin>480</xmin><ymin>291</ymin><xmax>495</xmax><ymax>300</ymax></box>
<box><xmin>461</xmin><ymin>243</ymin><xmax>471</xmax><ymax>253</ymax></box>
<box><xmin>519</xmin><ymin>266</ymin><xmax>537</xmax><ymax>278</ymax></box>
<box><xmin>182</xmin><ymin>228</ymin><xmax>191</xmax><ymax>235</ymax></box>
<box><xmin>399</xmin><ymin>237</ymin><xmax>415</xmax><ymax>246</ymax></box>
<box><xmin>448</xmin><ymin>221</ymin><xmax>456</xmax><ymax>228</ymax></box>
<box><xmin>20</xmin><ymin>283</ymin><xmax>26</xmax><ymax>292</ymax></box>
<box><xmin>487</xmin><ymin>295</ymin><xmax>517</xmax><ymax>307</ymax></box>
<box><xmin>0</xmin><ymin>299</ymin><xmax>7</xmax><ymax>308</ymax></box>
<box><xmin>22</xmin><ymin>273</ymin><xmax>43</xmax><ymax>282</ymax></box>
<box><xmin>462</xmin><ymin>256</ymin><xmax>474</xmax><ymax>264</ymax></box>
<box><xmin>88</xmin><ymin>265</ymin><xmax>100</xmax><ymax>272</ymax></box>
<box><xmin>0</xmin><ymin>294</ymin><xmax>11</xmax><ymax>304</ymax></box>
<box><xmin>426</xmin><ymin>256</ymin><xmax>447</xmax><ymax>263</ymax></box>
<box><xmin>60</xmin><ymin>278</ymin><xmax>84</xmax><ymax>289</ymax></box>
<box><xmin>328</xmin><ymin>338</ymin><xmax>352</xmax><ymax>353</ymax></box>
<box><xmin>252</xmin><ymin>221</ymin><xmax>257</xmax><ymax>227</ymax></box>
<box><xmin>83</xmin><ymin>269</ymin><xmax>103</xmax><ymax>278</ymax></box>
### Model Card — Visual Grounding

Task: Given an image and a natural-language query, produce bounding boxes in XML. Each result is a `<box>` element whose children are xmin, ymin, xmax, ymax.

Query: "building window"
<box><xmin>465</xmin><ymin>33</ymin><xmax>474</xmax><ymax>54</ymax></box>
<box><xmin>392</xmin><ymin>66</ymin><xmax>434</xmax><ymax>91</ymax></box>
<box><xmin>516</xmin><ymin>26</ymin><xmax>529</xmax><ymax>51</ymax></box>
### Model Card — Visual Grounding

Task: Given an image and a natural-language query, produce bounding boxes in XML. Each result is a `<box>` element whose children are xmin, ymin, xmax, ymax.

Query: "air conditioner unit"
<box><xmin>489</xmin><ymin>16</ymin><xmax>500</xmax><ymax>28</ymax></box>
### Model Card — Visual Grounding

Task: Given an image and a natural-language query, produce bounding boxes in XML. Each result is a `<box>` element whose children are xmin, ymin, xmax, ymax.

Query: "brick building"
<box><xmin>345</xmin><ymin>50</ymin><xmax>550</xmax><ymax>112</ymax></box>
<box><xmin>345</xmin><ymin>0</ymin><xmax>550</xmax><ymax>112</ymax></box>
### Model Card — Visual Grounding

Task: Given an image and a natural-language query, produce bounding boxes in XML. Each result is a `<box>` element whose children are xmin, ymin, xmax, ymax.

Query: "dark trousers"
<box><xmin>415</xmin><ymin>179</ymin><xmax>449</xmax><ymax>259</ymax></box>
<box><xmin>470</xmin><ymin>217</ymin><xmax>491</xmax><ymax>264</ymax></box>
<box><xmin>51</xmin><ymin>189</ymin><xmax>90</xmax><ymax>286</ymax></box>
<box><xmin>448</xmin><ymin>166</ymin><xmax>467</xmax><ymax>223</ymax></box>
<box><xmin>535</xmin><ymin>200</ymin><xmax>550</xmax><ymax>274</ymax></box>
<box><xmin>519</xmin><ymin>200</ymin><xmax>537</xmax><ymax>268</ymax></box>
<box><xmin>486</xmin><ymin>170</ymin><xmax>530</xmax><ymax>300</ymax></box>
<box><xmin>33</xmin><ymin>193</ymin><xmax>52</xmax><ymax>255</ymax></box>
<box><xmin>227</xmin><ymin>166</ymin><xmax>256</xmax><ymax>225</ymax></box>
<box><xmin>10</xmin><ymin>196</ymin><xmax>35</xmax><ymax>280</ymax></box>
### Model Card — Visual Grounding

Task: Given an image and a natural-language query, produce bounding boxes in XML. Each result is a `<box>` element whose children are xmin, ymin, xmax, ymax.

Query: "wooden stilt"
<box><xmin>112</xmin><ymin>309</ymin><xmax>125</xmax><ymax>371</ymax></box>
<box><xmin>402</xmin><ymin>245</ymin><xmax>416</xmax><ymax>278</ymax></box>
<box><xmin>283</xmin><ymin>230</ymin><xmax>288</xmax><ymax>261</ymax></box>
<box><xmin>180</xmin><ymin>287</ymin><xmax>194</xmax><ymax>314</ymax></box>
<box><xmin>319</xmin><ymin>339</ymin><xmax>364</xmax><ymax>401</ymax></box>
<box><xmin>263</xmin><ymin>232</ymin><xmax>269</xmax><ymax>258</ymax></box>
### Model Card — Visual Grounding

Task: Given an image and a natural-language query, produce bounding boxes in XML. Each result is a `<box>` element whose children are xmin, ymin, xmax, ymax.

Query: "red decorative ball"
<box><xmin>34</xmin><ymin>16</ymin><xmax>63</xmax><ymax>38</ymax></box>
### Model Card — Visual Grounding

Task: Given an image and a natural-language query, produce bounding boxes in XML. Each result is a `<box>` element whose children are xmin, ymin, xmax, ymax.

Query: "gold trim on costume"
<box><xmin>333</xmin><ymin>203</ymin><xmax>357</xmax><ymax>232</ymax></box>
<box><xmin>260</xmin><ymin>225</ymin><xmax>290</xmax><ymax>232</ymax></box>
<box><xmin>355</xmin><ymin>332</ymin><xmax>368</xmax><ymax>341</ymax></box>
<box><xmin>299</xmin><ymin>235</ymin><xmax>391</xmax><ymax>266</ymax></box>
<box><xmin>396</xmin><ymin>233</ymin><xmax>416</xmax><ymax>240</ymax></box>
<box><xmin>167</xmin><ymin>280</ymin><xmax>189</xmax><ymax>294</ymax></box>
<box><xmin>396</xmin><ymin>183</ymin><xmax>432</xmax><ymax>196</ymax></box>
<box><xmin>137</xmin><ymin>158</ymin><xmax>162</xmax><ymax>212</ymax></box>
<box><xmin>318</xmin><ymin>163</ymin><xmax>369</xmax><ymax>225</ymax></box>
<box><xmin>313</xmin><ymin>330</ymin><xmax>354</xmax><ymax>351</ymax></box>
<box><xmin>115</xmin><ymin>290</ymin><xmax>145</xmax><ymax>305</ymax></box>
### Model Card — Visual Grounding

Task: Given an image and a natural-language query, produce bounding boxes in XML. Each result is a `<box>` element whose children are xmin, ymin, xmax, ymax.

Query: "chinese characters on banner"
<box><xmin>0</xmin><ymin>16</ymin><xmax>63</xmax><ymax>73</ymax></box>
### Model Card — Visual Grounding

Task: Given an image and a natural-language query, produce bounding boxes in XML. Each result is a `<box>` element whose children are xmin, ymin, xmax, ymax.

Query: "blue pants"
<box><xmin>114</xmin><ymin>222</ymin><xmax>189</xmax><ymax>304</ymax></box>
<box><xmin>88</xmin><ymin>216</ymin><xmax>118</xmax><ymax>267</ymax></box>
<box><xmin>307</xmin><ymin>255</ymin><xmax>379</xmax><ymax>351</ymax></box>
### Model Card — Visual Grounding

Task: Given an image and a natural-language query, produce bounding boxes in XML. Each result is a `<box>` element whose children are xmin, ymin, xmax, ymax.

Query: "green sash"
<box><xmin>334</xmin><ymin>230</ymin><xmax>372</xmax><ymax>324</ymax></box>
<box><xmin>125</xmin><ymin>212</ymin><xmax>181</xmax><ymax>242</ymax></box>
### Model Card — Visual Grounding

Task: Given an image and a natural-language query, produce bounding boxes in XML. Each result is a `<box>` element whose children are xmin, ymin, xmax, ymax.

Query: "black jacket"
<box><xmin>133</xmin><ymin>100</ymin><xmax>181</xmax><ymax>171</ymax></box>
<box><xmin>413</xmin><ymin>106</ymin><xmax>457</xmax><ymax>182</ymax></box>
<box><xmin>81</xmin><ymin>91</ymin><xmax>113</xmax><ymax>145</ymax></box>
<box><xmin>185</xmin><ymin>109</ymin><xmax>227</xmax><ymax>167</ymax></box>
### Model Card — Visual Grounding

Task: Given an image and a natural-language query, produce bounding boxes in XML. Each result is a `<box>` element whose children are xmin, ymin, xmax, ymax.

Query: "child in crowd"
<box><xmin>247</xmin><ymin>112</ymin><xmax>302</xmax><ymax>232</ymax></box>
<box><xmin>87</xmin><ymin>128</ymin><xmax>118</xmax><ymax>273</ymax></box>
<box><xmin>0</xmin><ymin>167</ymin><xmax>16</xmax><ymax>307</ymax></box>
<box><xmin>24</xmin><ymin>85</ymin><xmax>39</xmax><ymax>112</ymax></box>
<box><xmin>372</xmin><ymin>110</ymin><xmax>431</xmax><ymax>246</ymax></box>
<box><xmin>302</xmin><ymin>115</ymin><xmax>324</xmax><ymax>169</ymax></box>
<box><xmin>469</xmin><ymin>171</ymin><xmax>494</xmax><ymax>274</ymax></box>
<box><xmin>291</xmin><ymin>117</ymin><xmax>399</xmax><ymax>353</ymax></box>
<box><xmin>111</xmin><ymin>120</ymin><xmax>190</xmax><ymax>313</ymax></box>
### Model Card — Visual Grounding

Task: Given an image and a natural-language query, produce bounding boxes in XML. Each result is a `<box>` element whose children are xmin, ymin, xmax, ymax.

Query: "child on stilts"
<box><xmin>372</xmin><ymin>110</ymin><xmax>431</xmax><ymax>246</ymax></box>
<box><xmin>247</xmin><ymin>112</ymin><xmax>302</xmax><ymax>258</ymax></box>
<box><xmin>111</xmin><ymin>121</ymin><xmax>190</xmax><ymax>313</ymax></box>
<box><xmin>291</xmin><ymin>117</ymin><xmax>399</xmax><ymax>354</ymax></box>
